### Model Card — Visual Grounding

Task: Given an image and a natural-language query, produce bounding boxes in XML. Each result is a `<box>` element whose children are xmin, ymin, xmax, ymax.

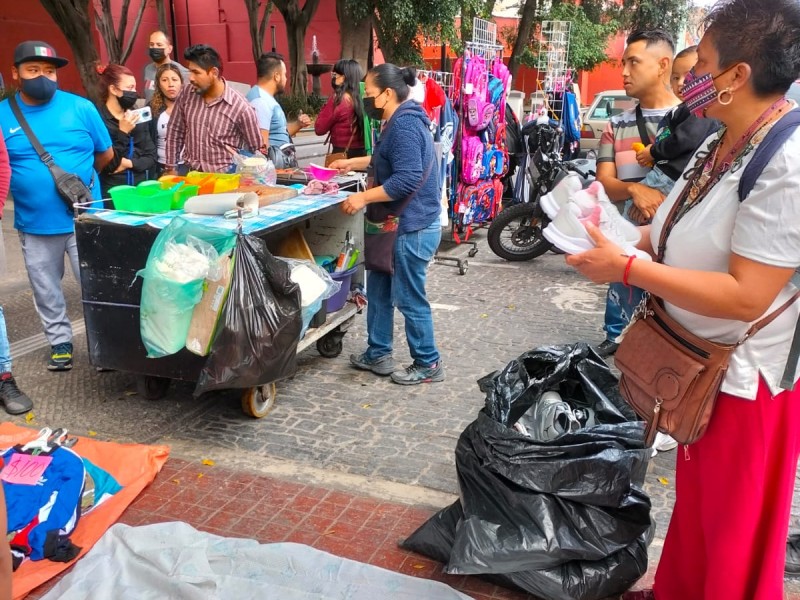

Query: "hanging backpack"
<box><xmin>461</xmin><ymin>133</ymin><xmax>485</xmax><ymax>184</ymax></box>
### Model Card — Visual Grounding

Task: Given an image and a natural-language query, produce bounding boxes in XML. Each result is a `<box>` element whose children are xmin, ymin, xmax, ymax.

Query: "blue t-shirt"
<box><xmin>0</xmin><ymin>91</ymin><xmax>111</xmax><ymax>235</ymax></box>
<box><xmin>245</xmin><ymin>86</ymin><xmax>291</xmax><ymax>146</ymax></box>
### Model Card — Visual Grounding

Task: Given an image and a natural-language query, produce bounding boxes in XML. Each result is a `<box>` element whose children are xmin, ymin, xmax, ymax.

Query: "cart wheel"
<box><xmin>459</xmin><ymin>261</ymin><xmax>469</xmax><ymax>276</ymax></box>
<box><xmin>136</xmin><ymin>376</ymin><xmax>171</xmax><ymax>401</ymax></box>
<box><xmin>468</xmin><ymin>247</ymin><xmax>478</xmax><ymax>257</ymax></box>
<box><xmin>316</xmin><ymin>334</ymin><xmax>344</xmax><ymax>358</ymax></box>
<box><xmin>241</xmin><ymin>383</ymin><xmax>277</xmax><ymax>418</ymax></box>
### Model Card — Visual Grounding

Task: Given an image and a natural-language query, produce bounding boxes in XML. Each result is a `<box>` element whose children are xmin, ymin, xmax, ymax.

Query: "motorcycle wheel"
<box><xmin>487</xmin><ymin>202</ymin><xmax>553</xmax><ymax>261</ymax></box>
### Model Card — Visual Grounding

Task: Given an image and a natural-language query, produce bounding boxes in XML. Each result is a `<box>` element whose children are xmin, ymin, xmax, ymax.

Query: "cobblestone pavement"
<box><xmin>3</xmin><ymin>204</ymin><xmax>800</xmax><ymax>597</ymax></box>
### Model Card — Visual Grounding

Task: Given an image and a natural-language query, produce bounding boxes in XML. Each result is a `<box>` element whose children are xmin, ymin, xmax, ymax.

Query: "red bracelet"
<box><xmin>623</xmin><ymin>255</ymin><xmax>636</xmax><ymax>286</ymax></box>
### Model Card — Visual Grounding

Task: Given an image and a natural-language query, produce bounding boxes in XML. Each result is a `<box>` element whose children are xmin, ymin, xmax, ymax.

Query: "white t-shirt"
<box><xmin>157</xmin><ymin>110</ymin><xmax>170</xmax><ymax>165</ymax></box>
<box><xmin>650</xmin><ymin>127</ymin><xmax>800</xmax><ymax>400</ymax></box>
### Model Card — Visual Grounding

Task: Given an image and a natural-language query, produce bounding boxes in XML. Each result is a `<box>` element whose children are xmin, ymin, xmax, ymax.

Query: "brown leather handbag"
<box><xmin>324</xmin><ymin>127</ymin><xmax>357</xmax><ymax>167</ymax></box>
<box><xmin>615</xmin><ymin>295</ymin><xmax>794</xmax><ymax>446</ymax></box>
<box><xmin>615</xmin><ymin>191</ymin><xmax>800</xmax><ymax>446</ymax></box>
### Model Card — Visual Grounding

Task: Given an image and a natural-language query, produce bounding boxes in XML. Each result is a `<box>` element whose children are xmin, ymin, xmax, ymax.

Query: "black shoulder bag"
<box><xmin>634</xmin><ymin>104</ymin><xmax>653</xmax><ymax>146</ymax></box>
<box><xmin>9</xmin><ymin>96</ymin><xmax>95</xmax><ymax>213</ymax></box>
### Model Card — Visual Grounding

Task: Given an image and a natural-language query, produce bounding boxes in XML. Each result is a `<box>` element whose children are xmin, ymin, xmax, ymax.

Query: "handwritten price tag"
<box><xmin>1</xmin><ymin>453</ymin><xmax>52</xmax><ymax>485</ymax></box>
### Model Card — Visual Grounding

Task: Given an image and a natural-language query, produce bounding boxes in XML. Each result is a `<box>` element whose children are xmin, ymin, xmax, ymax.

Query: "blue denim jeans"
<box><xmin>603</xmin><ymin>283</ymin><xmax>645</xmax><ymax>342</ymax></box>
<box><xmin>365</xmin><ymin>220</ymin><xmax>441</xmax><ymax>366</ymax></box>
<box><xmin>0</xmin><ymin>306</ymin><xmax>11</xmax><ymax>373</ymax></box>
<box><xmin>641</xmin><ymin>166</ymin><xmax>677</xmax><ymax>197</ymax></box>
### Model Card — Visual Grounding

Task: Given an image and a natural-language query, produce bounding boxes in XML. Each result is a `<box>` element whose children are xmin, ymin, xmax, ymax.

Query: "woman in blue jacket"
<box><xmin>332</xmin><ymin>64</ymin><xmax>443</xmax><ymax>385</ymax></box>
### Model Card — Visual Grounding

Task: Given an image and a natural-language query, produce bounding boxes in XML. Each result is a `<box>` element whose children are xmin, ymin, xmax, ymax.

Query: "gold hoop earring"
<box><xmin>718</xmin><ymin>88</ymin><xmax>734</xmax><ymax>106</ymax></box>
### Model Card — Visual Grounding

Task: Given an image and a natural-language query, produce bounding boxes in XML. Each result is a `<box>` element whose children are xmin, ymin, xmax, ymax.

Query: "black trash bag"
<box><xmin>402</xmin><ymin>501</ymin><xmax>650</xmax><ymax>600</ymax></box>
<box><xmin>194</xmin><ymin>234</ymin><xmax>302</xmax><ymax>396</ymax></box>
<box><xmin>402</xmin><ymin>343</ymin><xmax>651</xmax><ymax>599</ymax></box>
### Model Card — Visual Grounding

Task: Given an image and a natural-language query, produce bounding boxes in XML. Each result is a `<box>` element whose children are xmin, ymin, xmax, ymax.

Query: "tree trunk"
<box><xmin>244</xmin><ymin>0</ymin><xmax>274</xmax><ymax>64</ymax></box>
<box><xmin>508</xmin><ymin>0</ymin><xmax>539</xmax><ymax>79</ymax></box>
<box><xmin>285</xmin><ymin>18</ymin><xmax>308</xmax><ymax>97</ymax></box>
<box><xmin>274</xmin><ymin>0</ymin><xmax>321</xmax><ymax>98</ymax></box>
<box><xmin>154</xmin><ymin>0</ymin><xmax>168</xmax><ymax>34</ymax></box>
<box><xmin>93</xmin><ymin>0</ymin><xmax>148</xmax><ymax>64</ymax></box>
<box><xmin>38</xmin><ymin>0</ymin><xmax>102</xmax><ymax>101</ymax></box>
<box><xmin>336</xmin><ymin>0</ymin><xmax>371</xmax><ymax>72</ymax></box>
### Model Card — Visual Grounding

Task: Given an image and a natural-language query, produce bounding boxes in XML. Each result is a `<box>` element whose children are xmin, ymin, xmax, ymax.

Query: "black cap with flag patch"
<box><xmin>14</xmin><ymin>41</ymin><xmax>69</xmax><ymax>68</ymax></box>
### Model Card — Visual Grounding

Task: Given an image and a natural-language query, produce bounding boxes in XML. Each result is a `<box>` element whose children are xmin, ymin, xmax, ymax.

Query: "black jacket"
<box><xmin>650</xmin><ymin>103</ymin><xmax>721</xmax><ymax>181</ymax></box>
<box><xmin>98</xmin><ymin>104</ymin><xmax>158</xmax><ymax>197</ymax></box>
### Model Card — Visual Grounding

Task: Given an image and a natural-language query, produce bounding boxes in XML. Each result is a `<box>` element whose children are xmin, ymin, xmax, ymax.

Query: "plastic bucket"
<box><xmin>326</xmin><ymin>266</ymin><xmax>356</xmax><ymax>313</ymax></box>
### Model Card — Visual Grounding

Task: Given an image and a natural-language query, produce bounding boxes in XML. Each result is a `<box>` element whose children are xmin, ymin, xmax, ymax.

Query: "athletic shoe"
<box><xmin>518</xmin><ymin>391</ymin><xmax>580</xmax><ymax>442</ymax></box>
<box><xmin>651</xmin><ymin>432</ymin><xmax>679</xmax><ymax>458</ymax></box>
<box><xmin>786</xmin><ymin>534</ymin><xmax>800</xmax><ymax>576</ymax></box>
<box><xmin>543</xmin><ymin>188</ymin><xmax>647</xmax><ymax>257</ymax></box>
<box><xmin>0</xmin><ymin>373</ymin><xmax>34</xmax><ymax>415</ymax></box>
<box><xmin>539</xmin><ymin>172</ymin><xmax>584</xmax><ymax>219</ymax></box>
<box><xmin>595</xmin><ymin>339</ymin><xmax>620</xmax><ymax>357</ymax></box>
<box><xmin>350</xmin><ymin>352</ymin><xmax>396</xmax><ymax>376</ymax></box>
<box><xmin>48</xmin><ymin>342</ymin><xmax>73</xmax><ymax>371</ymax></box>
<box><xmin>390</xmin><ymin>361</ymin><xmax>445</xmax><ymax>385</ymax></box>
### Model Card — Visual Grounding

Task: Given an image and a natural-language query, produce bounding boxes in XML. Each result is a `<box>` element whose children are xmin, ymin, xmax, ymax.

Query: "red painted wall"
<box><xmin>0</xmin><ymin>0</ymin><xmax>341</xmax><ymax>97</ymax></box>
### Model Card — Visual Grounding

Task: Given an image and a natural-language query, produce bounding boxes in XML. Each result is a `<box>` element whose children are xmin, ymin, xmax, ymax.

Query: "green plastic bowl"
<box><xmin>168</xmin><ymin>183</ymin><xmax>199</xmax><ymax>210</ymax></box>
<box><xmin>109</xmin><ymin>183</ymin><xmax>174</xmax><ymax>214</ymax></box>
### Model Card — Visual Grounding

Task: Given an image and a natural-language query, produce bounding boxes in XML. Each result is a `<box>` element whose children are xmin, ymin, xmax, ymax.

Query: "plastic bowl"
<box><xmin>307</xmin><ymin>163</ymin><xmax>338</xmax><ymax>182</ymax></box>
<box><xmin>109</xmin><ymin>184</ymin><xmax>173</xmax><ymax>214</ymax></box>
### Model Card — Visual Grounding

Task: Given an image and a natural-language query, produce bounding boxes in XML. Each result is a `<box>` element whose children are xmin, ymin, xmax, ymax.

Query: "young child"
<box><xmin>634</xmin><ymin>46</ymin><xmax>720</xmax><ymax>195</ymax></box>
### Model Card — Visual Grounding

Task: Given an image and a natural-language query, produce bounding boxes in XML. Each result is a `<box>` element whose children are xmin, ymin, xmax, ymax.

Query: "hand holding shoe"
<box><xmin>565</xmin><ymin>224</ymin><xmax>630</xmax><ymax>284</ymax></box>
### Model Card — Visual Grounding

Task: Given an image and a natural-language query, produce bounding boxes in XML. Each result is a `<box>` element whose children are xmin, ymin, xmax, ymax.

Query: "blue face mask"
<box><xmin>20</xmin><ymin>75</ymin><xmax>57</xmax><ymax>102</ymax></box>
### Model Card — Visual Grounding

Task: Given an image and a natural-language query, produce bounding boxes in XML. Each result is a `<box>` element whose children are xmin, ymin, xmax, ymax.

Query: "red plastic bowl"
<box><xmin>307</xmin><ymin>163</ymin><xmax>338</xmax><ymax>182</ymax></box>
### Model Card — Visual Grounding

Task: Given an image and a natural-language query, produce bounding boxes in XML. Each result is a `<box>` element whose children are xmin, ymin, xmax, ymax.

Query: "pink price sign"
<box><xmin>1</xmin><ymin>453</ymin><xmax>52</xmax><ymax>485</ymax></box>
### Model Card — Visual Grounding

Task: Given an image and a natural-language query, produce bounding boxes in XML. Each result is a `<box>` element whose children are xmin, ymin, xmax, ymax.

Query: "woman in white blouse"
<box><xmin>567</xmin><ymin>1</ymin><xmax>800</xmax><ymax>599</ymax></box>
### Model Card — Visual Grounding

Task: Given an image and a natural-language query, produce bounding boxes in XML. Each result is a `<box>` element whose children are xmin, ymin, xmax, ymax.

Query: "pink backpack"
<box><xmin>461</xmin><ymin>133</ymin><xmax>485</xmax><ymax>185</ymax></box>
<box><xmin>463</xmin><ymin>57</ymin><xmax>494</xmax><ymax>131</ymax></box>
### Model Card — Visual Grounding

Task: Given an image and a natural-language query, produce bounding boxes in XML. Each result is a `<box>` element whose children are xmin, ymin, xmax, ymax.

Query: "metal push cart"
<box><xmin>74</xmin><ymin>191</ymin><xmax>364</xmax><ymax>418</ymax></box>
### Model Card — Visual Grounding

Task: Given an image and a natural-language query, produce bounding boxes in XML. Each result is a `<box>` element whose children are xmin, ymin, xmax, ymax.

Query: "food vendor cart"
<box><xmin>74</xmin><ymin>182</ymin><xmax>364</xmax><ymax>418</ymax></box>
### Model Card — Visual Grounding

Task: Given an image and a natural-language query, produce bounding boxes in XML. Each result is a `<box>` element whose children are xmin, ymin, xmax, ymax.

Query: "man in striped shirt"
<box><xmin>164</xmin><ymin>45</ymin><xmax>262</xmax><ymax>174</ymax></box>
<box><xmin>595</xmin><ymin>30</ymin><xmax>681</xmax><ymax>358</ymax></box>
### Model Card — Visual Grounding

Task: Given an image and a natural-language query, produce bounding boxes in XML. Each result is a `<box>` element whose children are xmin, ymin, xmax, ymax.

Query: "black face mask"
<box><xmin>20</xmin><ymin>75</ymin><xmax>57</xmax><ymax>102</ymax></box>
<box><xmin>363</xmin><ymin>95</ymin><xmax>385</xmax><ymax>121</ymax></box>
<box><xmin>118</xmin><ymin>90</ymin><xmax>139</xmax><ymax>110</ymax></box>
<box><xmin>331</xmin><ymin>75</ymin><xmax>343</xmax><ymax>91</ymax></box>
<box><xmin>149</xmin><ymin>48</ymin><xmax>166</xmax><ymax>62</ymax></box>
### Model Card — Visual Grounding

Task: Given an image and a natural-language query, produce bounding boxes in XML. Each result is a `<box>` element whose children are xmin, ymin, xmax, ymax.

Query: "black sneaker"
<box><xmin>786</xmin><ymin>534</ymin><xmax>800</xmax><ymax>576</ymax></box>
<box><xmin>0</xmin><ymin>374</ymin><xmax>34</xmax><ymax>415</ymax></box>
<box><xmin>350</xmin><ymin>352</ymin><xmax>396</xmax><ymax>376</ymax></box>
<box><xmin>595</xmin><ymin>339</ymin><xmax>619</xmax><ymax>358</ymax></box>
<box><xmin>390</xmin><ymin>362</ymin><xmax>445</xmax><ymax>385</ymax></box>
<box><xmin>48</xmin><ymin>342</ymin><xmax>74</xmax><ymax>371</ymax></box>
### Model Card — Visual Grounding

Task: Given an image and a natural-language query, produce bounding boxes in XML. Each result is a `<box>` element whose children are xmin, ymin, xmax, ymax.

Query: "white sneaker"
<box><xmin>540</xmin><ymin>173</ymin><xmax>584</xmax><ymax>219</ymax></box>
<box><xmin>543</xmin><ymin>182</ymin><xmax>647</xmax><ymax>256</ymax></box>
<box><xmin>651</xmin><ymin>432</ymin><xmax>679</xmax><ymax>458</ymax></box>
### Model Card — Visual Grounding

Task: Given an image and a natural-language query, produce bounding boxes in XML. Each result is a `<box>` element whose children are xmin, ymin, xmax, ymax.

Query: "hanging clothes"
<box><xmin>561</xmin><ymin>90</ymin><xmax>582</xmax><ymax>160</ymax></box>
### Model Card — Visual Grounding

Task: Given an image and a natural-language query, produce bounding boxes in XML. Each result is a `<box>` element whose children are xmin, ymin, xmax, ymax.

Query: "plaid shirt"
<box><xmin>165</xmin><ymin>79</ymin><xmax>262</xmax><ymax>173</ymax></box>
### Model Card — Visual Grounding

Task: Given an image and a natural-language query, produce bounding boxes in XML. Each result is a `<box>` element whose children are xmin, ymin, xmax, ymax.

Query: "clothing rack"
<box><xmin>418</xmin><ymin>70</ymin><xmax>454</xmax><ymax>96</ymax></box>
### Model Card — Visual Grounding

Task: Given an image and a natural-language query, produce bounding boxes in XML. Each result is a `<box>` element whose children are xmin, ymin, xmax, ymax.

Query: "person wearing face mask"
<box><xmin>330</xmin><ymin>64</ymin><xmax>444</xmax><ymax>386</ymax></box>
<box><xmin>96</xmin><ymin>64</ymin><xmax>157</xmax><ymax>198</ymax></box>
<box><xmin>165</xmin><ymin>44</ymin><xmax>261</xmax><ymax>174</ymax></box>
<box><xmin>148</xmin><ymin>63</ymin><xmax>184</xmax><ymax>174</ymax></box>
<box><xmin>314</xmin><ymin>59</ymin><xmax>366</xmax><ymax>159</ymax></box>
<box><xmin>563</xmin><ymin>2</ymin><xmax>800</xmax><ymax>598</ymax></box>
<box><xmin>142</xmin><ymin>31</ymin><xmax>189</xmax><ymax>103</ymax></box>
<box><xmin>0</xmin><ymin>41</ymin><xmax>113</xmax><ymax>372</ymax></box>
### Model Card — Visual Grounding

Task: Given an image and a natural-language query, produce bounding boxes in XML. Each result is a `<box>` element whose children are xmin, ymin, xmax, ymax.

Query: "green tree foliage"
<box><xmin>506</xmin><ymin>2</ymin><xmax>619</xmax><ymax>75</ymax></box>
<box><xmin>620</xmin><ymin>0</ymin><xmax>689</xmax><ymax>41</ymax></box>
<box><xmin>340</xmin><ymin>0</ymin><xmax>485</xmax><ymax>66</ymax></box>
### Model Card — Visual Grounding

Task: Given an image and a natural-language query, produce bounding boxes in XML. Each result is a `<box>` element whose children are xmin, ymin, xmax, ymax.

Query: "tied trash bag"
<box><xmin>402</xmin><ymin>343</ymin><xmax>652</xmax><ymax>600</ymax></box>
<box><xmin>138</xmin><ymin>217</ymin><xmax>236</xmax><ymax>358</ymax></box>
<box><xmin>194</xmin><ymin>234</ymin><xmax>302</xmax><ymax>395</ymax></box>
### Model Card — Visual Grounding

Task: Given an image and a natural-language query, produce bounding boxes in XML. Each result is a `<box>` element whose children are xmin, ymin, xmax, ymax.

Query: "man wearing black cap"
<box><xmin>0</xmin><ymin>41</ymin><xmax>113</xmax><ymax>372</ymax></box>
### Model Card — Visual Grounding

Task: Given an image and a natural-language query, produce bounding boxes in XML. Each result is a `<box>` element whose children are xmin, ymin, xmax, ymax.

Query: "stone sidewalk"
<box><xmin>3</xmin><ymin>204</ymin><xmax>800</xmax><ymax>597</ymax></box>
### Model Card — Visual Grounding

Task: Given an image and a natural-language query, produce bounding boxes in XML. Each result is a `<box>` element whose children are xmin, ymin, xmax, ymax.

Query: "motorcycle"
<box><xmin>488</xmin><ymin>119</ymin><xmax>595</xmax><ymax>261</ymax></box>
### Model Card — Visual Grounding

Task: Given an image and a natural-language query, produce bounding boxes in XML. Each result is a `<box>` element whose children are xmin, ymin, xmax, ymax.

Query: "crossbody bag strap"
<box><xmin>8</xmin><ymin>95</ymin><xmax>56</xmax><ymax>168</ymax></box>
<box><xmin>635</xmin><ymin>104</ymin><xmax>653</xmax><ymax>146</ymax></box>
